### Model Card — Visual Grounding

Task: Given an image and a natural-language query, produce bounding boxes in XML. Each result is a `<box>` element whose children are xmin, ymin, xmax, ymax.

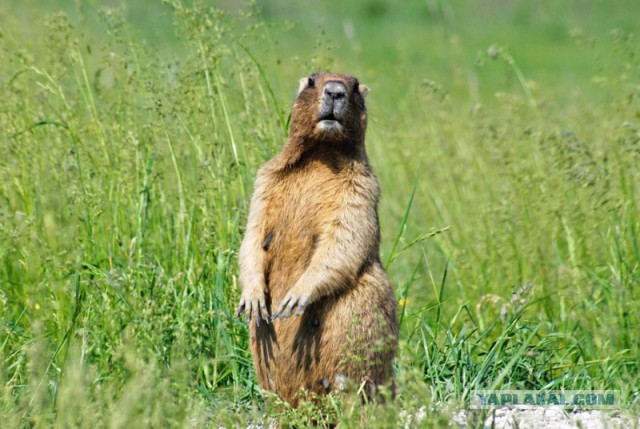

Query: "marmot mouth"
<box><xmin>317</xmin><ymin>116</ymin><xmax>343</xmax><ymax>132</ymax></box>
<box><xmin>318</xmin><ymin>112</ymin><xmax>339</xmax><ymax>122</ymax></box>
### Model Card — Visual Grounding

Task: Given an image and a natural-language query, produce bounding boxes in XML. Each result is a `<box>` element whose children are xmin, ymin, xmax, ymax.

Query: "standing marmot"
<box><xmin>237</xmin><ymin>72</ymin><xmax>398</xmax><ymax>407</ymax></box>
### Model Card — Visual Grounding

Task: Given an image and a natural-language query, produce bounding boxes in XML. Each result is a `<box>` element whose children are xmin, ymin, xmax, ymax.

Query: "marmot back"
<box><xmin>237</xmin><ymin>72</ymin><xmax>398</xmax><ymax>408</ymax></box>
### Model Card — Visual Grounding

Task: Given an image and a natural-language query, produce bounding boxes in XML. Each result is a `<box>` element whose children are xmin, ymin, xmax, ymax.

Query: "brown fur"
<box><xmin>237</xmin><ymin>72</ymin><xmax>398</xmax><ymax>408</ymax></box>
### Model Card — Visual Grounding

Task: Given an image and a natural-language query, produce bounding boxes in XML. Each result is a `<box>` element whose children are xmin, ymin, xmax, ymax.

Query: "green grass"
<box><xmin>1</xmin><ymin>0</ymin><xmax>639</xmax><ymax>427</ymax></box>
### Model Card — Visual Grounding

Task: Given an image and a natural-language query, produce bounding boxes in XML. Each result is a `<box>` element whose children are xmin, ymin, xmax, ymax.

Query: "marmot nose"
<box><xmin>323</xmin><ymin>81</ymin><xmax>346</xmax><ymax>100</ymax></box>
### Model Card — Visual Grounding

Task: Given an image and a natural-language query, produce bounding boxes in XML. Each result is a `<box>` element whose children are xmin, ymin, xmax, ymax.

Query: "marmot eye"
<box><xmin>308</xmin><ymin>77</ymin><xmax>315</xmax><ymax>87</ymax></box>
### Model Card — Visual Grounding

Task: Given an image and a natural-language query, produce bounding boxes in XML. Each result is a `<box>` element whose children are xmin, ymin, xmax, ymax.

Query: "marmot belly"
<box><xmin>250</xmin><ymin>261</ymin><xmax>397</xmax><ymax>407</ymax></box>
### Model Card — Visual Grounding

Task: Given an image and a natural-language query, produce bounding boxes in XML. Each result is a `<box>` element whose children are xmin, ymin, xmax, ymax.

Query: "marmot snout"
<box><xmin>317</xmin><ymin>80</ymin><xmax>347</xmax><ymax>132</ymax></box>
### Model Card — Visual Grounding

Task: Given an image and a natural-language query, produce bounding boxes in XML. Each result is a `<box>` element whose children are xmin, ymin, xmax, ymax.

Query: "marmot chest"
<box><xmin>262</xmin><ymin>162</ymin><xmax>348</xmax><ymax>289</ymax></box>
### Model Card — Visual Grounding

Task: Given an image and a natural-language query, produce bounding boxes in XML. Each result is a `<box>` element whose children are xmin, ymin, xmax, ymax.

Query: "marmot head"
<box><xmin>289</xmin><ymin>72</ymin><xmax>370</xmax><ymax>146</ymax></box>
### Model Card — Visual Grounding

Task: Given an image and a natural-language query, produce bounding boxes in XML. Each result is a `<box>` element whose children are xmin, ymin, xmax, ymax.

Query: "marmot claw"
<box><xmin>272</xmin><ymin>290</ymin><xmax>311</xmax><ymax>320</ymax></box>
<box><xmin>236</xmin><ymin>293</ymin><xmax>270</xmax><ymax>325</ymax></box>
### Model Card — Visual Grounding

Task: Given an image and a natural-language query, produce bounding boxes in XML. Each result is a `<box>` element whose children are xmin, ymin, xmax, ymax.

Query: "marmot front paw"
<box><xmin>236</xmin><ymin>288</ymin><xmax>270</xmax><ymax>326</ymax></box>
<box><xmin>272</xmin><ymin>286</ymin><xmax>313</xmax><ymax>320</ymax></box>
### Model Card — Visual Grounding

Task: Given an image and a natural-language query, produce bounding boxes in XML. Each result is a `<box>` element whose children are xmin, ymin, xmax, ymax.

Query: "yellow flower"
<box><xmin>398</xmin><ymin>298</ymin><xmax>410</xmax><ymax>307</ymax></box>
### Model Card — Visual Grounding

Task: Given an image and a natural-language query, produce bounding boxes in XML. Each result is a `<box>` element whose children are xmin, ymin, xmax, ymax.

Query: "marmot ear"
<box><xmin>297</xmin><ymin>77</ymin><xmax>310</xmax><ymax>96</ymax></box>
<box><xmin>358</xmin><ymin>84</ymin><xmax>370</xmax><ymax>99</ymax></box>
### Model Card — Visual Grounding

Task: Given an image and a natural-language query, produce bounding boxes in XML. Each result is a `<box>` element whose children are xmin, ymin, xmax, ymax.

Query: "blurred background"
<box><xmin>7</xmin><ymin>0</ymin><xmax>640</xmax><ymax>98</ymax></box>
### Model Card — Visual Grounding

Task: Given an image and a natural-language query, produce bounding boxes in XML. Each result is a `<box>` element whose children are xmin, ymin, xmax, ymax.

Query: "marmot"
<box><xmin>237</xmin><ymin>72</ymin><xmax>398</xmax><ymax>407</ymax></box>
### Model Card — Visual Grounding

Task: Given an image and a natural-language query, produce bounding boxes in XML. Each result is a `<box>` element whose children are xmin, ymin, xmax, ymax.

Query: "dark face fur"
<box><xmin>290</xmin><ymin>72</ymin><xmax>369</xmax><ymax>145</ymax></box>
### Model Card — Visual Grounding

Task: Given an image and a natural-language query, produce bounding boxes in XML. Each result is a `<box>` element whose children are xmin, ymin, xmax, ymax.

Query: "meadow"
<box><xmin>1</xmin><ymin>0</ymin><xmax>639</xmax><ymax>427</ymax></box>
